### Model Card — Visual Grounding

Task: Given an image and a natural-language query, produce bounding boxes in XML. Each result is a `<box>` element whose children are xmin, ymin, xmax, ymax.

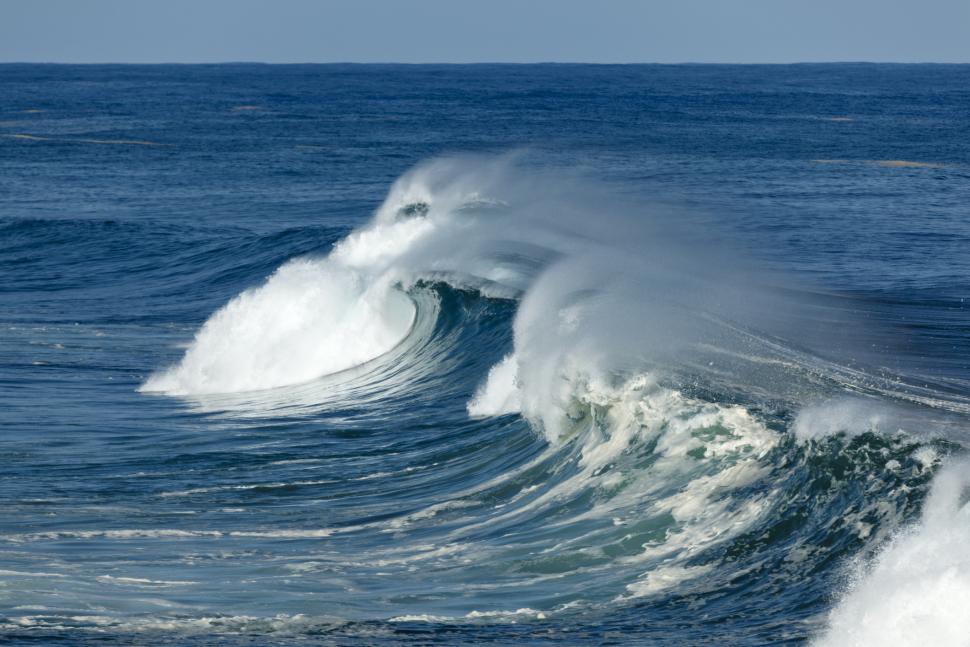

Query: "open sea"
<box><xmin>2</xmin><ymin>63</ymin><xmax>970</xmax><ymax>645</ymax></box>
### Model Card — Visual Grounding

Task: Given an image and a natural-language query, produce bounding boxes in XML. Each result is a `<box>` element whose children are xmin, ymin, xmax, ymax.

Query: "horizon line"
<box><xmin>2</xmin><ymin>60</ymin><xmax>969</xmax><ymax>66</ymax></box>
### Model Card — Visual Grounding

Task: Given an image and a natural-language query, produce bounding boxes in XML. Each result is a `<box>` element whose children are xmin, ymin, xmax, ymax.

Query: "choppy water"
<box><xmin>2</xmin><ymin>64</ymin><xmax>970</xmax><ymax>646</ymax></box>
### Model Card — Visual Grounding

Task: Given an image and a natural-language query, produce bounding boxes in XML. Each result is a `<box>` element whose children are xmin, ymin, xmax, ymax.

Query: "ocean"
<box><xmin>2</xmin><ymin>63</ymin><xmax>969</xmax><ymax>645</ymax></box>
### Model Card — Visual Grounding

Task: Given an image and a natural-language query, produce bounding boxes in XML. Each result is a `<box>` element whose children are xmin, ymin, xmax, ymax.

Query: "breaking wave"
<box><xmin>124</xmin><ymin>156</ymin><xmax>970</xmax><ymax>644</ymax></box>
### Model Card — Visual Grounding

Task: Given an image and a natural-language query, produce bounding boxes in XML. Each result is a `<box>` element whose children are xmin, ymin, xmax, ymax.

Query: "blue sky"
<box><xmin>2</xmin><ymin>0</ymin><xmax>968</xmax><ymax>63</ymax></box>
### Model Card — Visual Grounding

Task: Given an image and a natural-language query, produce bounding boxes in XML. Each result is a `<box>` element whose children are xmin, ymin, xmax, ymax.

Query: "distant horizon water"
<box><xmin>4</xmin><ymin>60</ymin><xmax>970</xmax><ymax>65</ymax></box>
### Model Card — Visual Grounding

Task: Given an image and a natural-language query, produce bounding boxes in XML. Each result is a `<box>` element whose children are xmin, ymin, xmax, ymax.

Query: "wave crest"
<box><xmin>141</xmin><ymin>259</ymin><xmax>415</xmax><ymax>394</ymax></box>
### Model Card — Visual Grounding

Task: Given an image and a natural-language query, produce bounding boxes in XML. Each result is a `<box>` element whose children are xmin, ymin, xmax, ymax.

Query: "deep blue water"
<box><xmin>2</xmin><ymin>64</ymin><xmax>970</xmax><ymax>645</ymax></box>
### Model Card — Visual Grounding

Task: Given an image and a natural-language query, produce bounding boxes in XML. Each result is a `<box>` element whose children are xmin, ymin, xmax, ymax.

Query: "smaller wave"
<box><xmin>159</xmin><ymin>479</ymin><xmax>334</xmax><ymax>497</ymax></box>
<box><xmin>96</xmin><ymin>575</ymin><xmax>197</xmax><ymax>587</ymax></box>
<box><xmin>390</xmin><ymin>608</ymin><xmax>547</xmax><ymax>623</ymax></box>
<box><xmin>1</xmin><ymin>527</ymin><xmax>340</xmax><ymax>543</ymax></box>
<box><xmin>0</xmin><ymin>569</ymin><xmax>67</xmax><ymax>578</ymax></box>
<box><xmin>811</xmin><ymin>159</ymin><xmax>945</xmax><ymax>169</ymax></box>
<box><xmin>3</xmin><ymin>133</ymin><xmax>163</xmax><ymax>146</ymax></box>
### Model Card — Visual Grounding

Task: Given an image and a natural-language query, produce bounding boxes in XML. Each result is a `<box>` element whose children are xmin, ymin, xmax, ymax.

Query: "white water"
<box><xmin>815</xmin><ymin>458</ymin><xmax>970</xmax><ymax>647</ymax></box>
<box><xmin>794</xmin><ymin>398</ymin><xmax>890</xmax><ymax>441</ymax></box>
<box><xmin>467</xmin><ymin>353</ymin><xmax>521</xmax><ymax>418</ymax></box>
<box><xmin>141</xmin><ymin>260</ymin><xmax>415</xmax><ymax>394</ymax></box>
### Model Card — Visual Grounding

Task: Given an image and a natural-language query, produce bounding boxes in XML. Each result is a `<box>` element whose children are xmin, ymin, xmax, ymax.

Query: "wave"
<box><xmin>135</xmin><ymin>155</ymin><xmax>969</xmax><ymax>642</ymax></box>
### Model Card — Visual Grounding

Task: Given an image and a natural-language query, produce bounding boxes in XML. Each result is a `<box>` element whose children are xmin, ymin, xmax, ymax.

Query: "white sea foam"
<box><xmin>4</xmin><ymin>529</ymin><xmax>223</xmax><ymax>542</ymax></box>
<box><xmin>389</xmin><ymin>608</ymin><xmax>547</xmax><ymax>623</ymax></box>
<box><xmin>389</xmin><ymin>613</ymin><xmax>452</xmax><ymax>623</ymax></box>
<box><xmin>0</xmin><ymin>613</ymin><xmax>337</xmax><ymax>635</ymax></box>
<box><xmin>814</xmin><ymin>458</ymin><xmax>970</xmax><ymax>647</ymax></box>
<box><xmin>160</xmin><ymin>479</ymin><xmax>334</xmax><ymax>497</ymax></box>
<box><xmin>141</xmin><ymin>259</ymin><xmax>415</xmax><ymax>394</ymax></box>
<box><xmin>2</xmin><ymin>527</ymin><xmax>339</xmax><ymax>542</ymax></box>
<box><xmin>96</xmin><ymin>575</ymin><xmax>197</xmax><ymax>586</ymax></box>
<box><xmin>0</xmin><ymin>569</ymin><xmax>67</xmax><ymax>578</ymax></box>
<box><xmin>452</xmin><ymin>367</ymin><xmax>781</xmax><ymax>604</ymax></box>
<box><xmin>467</xmin><ymin>353</ymin><xmax>521</xmax><ymax>417</ymax></box>
<box><xmin>794</xmin><ymin>398</ymin><xmax>890</xmax><ymax>441</ymax></box>
<box><xmin>465</xmin><ymin>607</ymin><xmax>547</xmax><ymax>621</ymax></box>
<box><xmin>625</xmin><ymin>564</ymin><xmax>715</xmax><ymax>598</ymax></box>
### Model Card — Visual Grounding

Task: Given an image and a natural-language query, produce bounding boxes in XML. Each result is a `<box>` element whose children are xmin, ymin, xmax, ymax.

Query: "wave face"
<box><xmin>5</xmin><ymin>64</ymin><xmax>970</xmax><ymax>647</ymax></box>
